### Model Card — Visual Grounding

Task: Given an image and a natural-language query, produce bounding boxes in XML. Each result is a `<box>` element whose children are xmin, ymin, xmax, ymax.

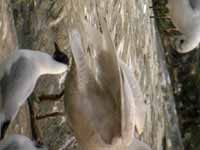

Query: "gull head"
<box><xmin>173</xmin><ymin>35</ymin><xmax>186</xmax><ymax>53</ymax></box>
<box><xmin>53</xmin><ymin>42</ymin><xmax>69</xmax><ymax>65</ymax></box>
<box><xmin>173</xmin><ymin>34</ymin><xmax>199</xmax><ymax>53</ymax></box>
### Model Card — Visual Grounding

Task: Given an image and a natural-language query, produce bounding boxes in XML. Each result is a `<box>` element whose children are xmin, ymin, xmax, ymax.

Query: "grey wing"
<box><xmin>119</xmin><ymin>60</ymin><xmax>147</xmax><ymax>135</ymax></box>
<box><xmin>189</xmin><ymin>0</ymin><xmax>200</xmax><ymax>10</ymax></box>
<box><xmin>0</xmin><ymin>56</ymin><xmax>37</xmax><ymax>117</ymax></box>
<box><xmin>83</xmin><ymin>16</ymin><xmax>121</xmax><ymax>108</ymax></box>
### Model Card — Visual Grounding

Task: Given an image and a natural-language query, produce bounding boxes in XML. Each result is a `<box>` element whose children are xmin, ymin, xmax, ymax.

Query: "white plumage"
<box><xmin>0</xmin><ymin>49</ymin><xmax>68</xmax><ymax>139</ymax></box>
<box><xmin>118</xmin><ymin>59</ymin><xmax>147</xmax><ymax>136</ymax></box>
<box><xmin>167</xmin><ymin>0</ymin><xmax>200</xmax><ymax>53</ymax></box>
<box><xmin>0</xmin><ymin>134</ymin><xmax>47</xmax><ymax>150</ymax></box>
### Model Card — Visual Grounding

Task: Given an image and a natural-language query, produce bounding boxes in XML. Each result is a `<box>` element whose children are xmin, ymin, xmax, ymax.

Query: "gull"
<box><xmin>65</xmin><ymin>16</ymin><xmax>151</xmax><ymax>150</ymax></box>
<box><xmin>0</xmin><ymin>134</ymin><xmax>48</xmax><ymax>150</ymax></box>
<box><xmin>118</xmin><ymin>59</ymin><xmax>147</xmax><ymax>136</ymax></box>
<box><xmin>0</xmin><ymin>44</ymin><xmax>69</xmax><ymax>139</ymax></box>
<box><xmin>166</xmin><ymin>0</ymin><xmax>200</xmax><ymax>53</ymax></box>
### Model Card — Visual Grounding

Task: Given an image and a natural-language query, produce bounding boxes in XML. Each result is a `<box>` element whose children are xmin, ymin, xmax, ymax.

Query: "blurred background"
<box><xmin>1</xmin><ymin>0</ymin><xmax>195</xmax><ymax>149</ymax></box>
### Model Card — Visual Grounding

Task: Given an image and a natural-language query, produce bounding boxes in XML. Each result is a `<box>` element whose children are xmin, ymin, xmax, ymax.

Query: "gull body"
<box><xmin>0</xmin><ymin>134</ymin><xmax>47</xmax><ymax>150</ymax></box>
<box><xmin>65</xmin><ymin>17</ymin><xmax>150</xmax><ymax>150</ymax></box>
<box><xmin>0</xmin><ymin>48</ymin><xmax>68</xmax><ymax>139</ymax></box>
<box><xmin>167</xmin><ymin>0</ymin><xmax>200</xmax><ymax>53</ymax></box>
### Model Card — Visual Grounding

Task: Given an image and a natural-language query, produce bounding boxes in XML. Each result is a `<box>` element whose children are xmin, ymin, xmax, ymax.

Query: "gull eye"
<box><xmin>180</xmin><ymin>39</ymin><xmax>184</xmax><ymax>44</ymax></box>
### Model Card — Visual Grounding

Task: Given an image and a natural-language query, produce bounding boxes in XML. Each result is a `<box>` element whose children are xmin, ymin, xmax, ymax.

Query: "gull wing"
<box><xmin>119</xmin><ymin>60</ymin><xmax>147</xmax><ymax>135</ymax></box>
<box><xmin>68</xmin><ymin>21</ymin><xmax>122</xmax><ymax>145</ymax></box>
<box><xmin>82</xmin><ymin>17</ymin><xmax>121</xmax><ymax>116</ymax></box>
